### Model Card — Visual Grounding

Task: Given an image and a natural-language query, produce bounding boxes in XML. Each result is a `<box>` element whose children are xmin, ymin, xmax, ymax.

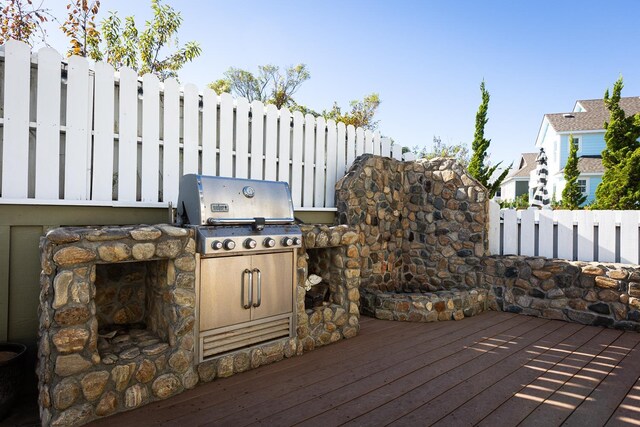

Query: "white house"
<box><xmin>532</xmin><ymin>97</ymin><xmax>640</xmax><ymax>204</ymax></box>
<box><xmin>499</xmin><ymin>152</ymin><xmax>537</xmax><ymax>202</ymax></box>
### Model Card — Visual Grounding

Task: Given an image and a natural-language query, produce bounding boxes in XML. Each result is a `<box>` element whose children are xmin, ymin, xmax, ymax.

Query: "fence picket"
<box><xmin>520</xmin><ymin>208</ymin><xmax>535</xmax><ymax>256</ymax></box>
<box><xmin>277</xmin><ymin>107</ymin><xmax>291</xmax><ymax>183</ymax></box>
<box><xmin>576</xmin><ymin>210</ymin><xmax>595</xmax><ymax>262</ymax></box>
<box><xmin>162</xmin><ymin>78</ymin><xmax>180</xmax><ymax>204</ymax></box>
<box><xmin>392</xmin><ymin>144</ymin><xmax>403</xmax><ymax>160</ymax></box>
<box><xmin>141</xmin><ymin>74</ymin><xmax>160</xmax><ymax>202</ymax></box>
<box><xmin>598</xmin><ymin>210</ymin><xmax>617</xmax><ymax>262</ymax></box>
<box><xmin>346</xmin><ymin>125</ymin><xmax>356</xmax><ymax>166</ymax></box>
<box><xmin>1</xmin><ymin>39</ymin><xmax>30</xmax><ymax>199</ymax></box>
<box><xmin>235</xmin><ymin>97</ymin><xmax>250</xmax><ymax>179</ymax></box>
<box><xmin>336</xmin><ymin>122</ymin><xmax>347</xmax><ymax>179</ymax></box>
<box><xmin>488</xmin><ymin>201</ymin><xmax>501</xmax><ymax>255</ymax></box>
<box><xmin>381</xmin><ymin>137</ymin><xmax>391</xmax><ymax>158</ymax></box>
<box><xmin>303</xmin><ymin>114</ymin><xmax>316</xmax><ymax>207</ymax></box>
<box><xmin>355</xmin><ymin>127</ymin><xmax>365</xmax><ymax>157</ymax></box>
<box><xmin>92</xmin><ymin>61</ymin><xmax>115</xmax><ymax>201</ymax></box>
<box><xmin>403</xmin><ymin>152</ymin><xmax>416</xmax><ymax>161</ymax></box>
<box><xmin>250</xmin><ymin>101</ymin><xmax>264</xmax><ymax>180</ymax></box>
<box><xmin>117</xmin><ymin>67</ymin><xmax>138</xmax><ymax>202</ymax></box>
<box><xmin>183</xmin><ymin>84</ymin><xmax>199</xmax><ymax>175</ymax></box>
<box><xmin>364</xmin><ymin>130</ymin><xmax>374</xmax><ymax>153</ymax></box>
<box><xmin>538</xmin><ymin>209</ymin><xmax>554</xmax><ymax>258</ymax></box>
<box><xmin>65</xmin><ymin>56</ymin><xmax>91</xmax><ymax>200</ymax></box>
<box><xmin>325</xmin><ymin>120</ymin><xmax>337</xmax><ymax>206</ymax></box>
<box><xmin>503</xmin><ymin>209</ymin><xmax>518</xmax><ymax>255</ymax></box>
<box><xmin>373</xmin><ymin>130</ymin><xmax>381</xmax><ymax>155</ymax></box>
<box><xmin>556</xmin><ymin>210</ymin><xmax>574</xmax><ymax>261</ymax></box>
<box><xmin>620</xmin><ymin>211</ymin><xmax>639</xmax><ymax>264</ymax></box>
<box><xmin>201</xmin><ymin>88</ymin><xmax>217</xmax><ymax>176</ymax></box>
<box><xmin>314</xmin><ymin>117</ymin><xmax>326</xmax><ymax>207</ymax></box>
<box><xmin>290</xmin><ymin>111</ymin><xmax>304</xmax><ymax>206</ymax></box>
<box><xmin>219</xmin><ymin>93</ymin><xmax>234</xmax><ymax>177</ymax></box>
<box><xmin>35</xmin><ymin>47</ymin><xmax>61</xmax><ymax>199</ymax></box>
<box><xmin>264</xmin><ymin>104</ymin><xmax>278</xmax><ymax>181</ymax></box>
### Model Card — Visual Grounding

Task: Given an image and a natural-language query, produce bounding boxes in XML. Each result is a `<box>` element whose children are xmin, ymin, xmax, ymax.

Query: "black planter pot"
<box><xmin>0</xmin><ymin>342</ymin><xmax>27</xmax><ymax>421</ymax></box>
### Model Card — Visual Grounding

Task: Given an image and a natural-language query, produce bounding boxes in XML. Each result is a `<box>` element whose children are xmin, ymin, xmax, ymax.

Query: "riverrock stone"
<box><xmin>53</xmin><ymin>379</ymin><xmax>80</xmax><ymax>410</ymax></box>
<box><xmin>81</xmin><ymin>371</ymin><xmax>110</xmax><ymax>401</ymax></box>
<box><xmin>98</xmin><ymin>243</ymin><xmax>131</xmax><ymax>262</ymax></box>
<box><xmin>52</xmin><ymin>327</ymin><xmax>90</xmax><ymax>354</ymax></box>
<box><xmin>125</xmin><ymin>384</ymin><xmax>148</xmax><ymax>408</ymax></box>
<box><xmin>55</xmin><ymin>354</ymin><xmax>92</xmax><ymax>377</ymax></box>
<box><xmin>152</xmin><ymin>374</ymin><xmax>181</xmax><ymax>399</ymax></box>
<box><xmin>132</xmin><ymin>243</ymin><xmax>156</xmax><ymax>260</ymax></box>
<box><xmin>130</xmin><ymin>227</ymin><xmax>162</xmax><ymax>241</ymax></box>
<box><xmin>53</xmin><ymin>247</ymin><xmax>96</xmax><ymax>266</ymax></box>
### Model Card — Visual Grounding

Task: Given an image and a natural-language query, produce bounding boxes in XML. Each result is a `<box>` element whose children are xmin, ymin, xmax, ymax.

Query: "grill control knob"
<box><xmin>281</xmin><ymin>237</ymin><xmax>294</xmax><ymax>247</ymax></box>
<box><xmin>211</xmin><ymin>240</ymin><xmax>223</xmax><ymax>250</ymax></box>
<box><xmin>244</xmin><ymin>238</ymin><xmax>257</xmax><ymax>249</ymax></box>
<box><xmin>292</xmin><ymin>237</ymin><xmax>302</xmax><ymax>246</ymax></box>
<box><xmin>223</xmin><ymin>239</ymin><xmax>236</xmax><ymax>250</ymax></box>
<box><xmin>263</xmin><ymin>237</ymin><xmax>276</xmax><ymax>248</ymax></box>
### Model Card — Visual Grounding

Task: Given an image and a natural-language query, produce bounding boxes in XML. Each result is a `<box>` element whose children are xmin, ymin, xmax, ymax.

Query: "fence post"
<box><xmin>488</xmin><ymin>201</ymin><xmax>501</xmax><ymax>255</ymax></box>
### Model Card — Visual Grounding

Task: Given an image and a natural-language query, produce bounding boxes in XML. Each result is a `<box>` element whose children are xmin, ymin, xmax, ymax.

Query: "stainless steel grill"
<box><xmin>176</xmin><ymin>175</ymin><xmax>301</xmax><ymax>361</ymax></box>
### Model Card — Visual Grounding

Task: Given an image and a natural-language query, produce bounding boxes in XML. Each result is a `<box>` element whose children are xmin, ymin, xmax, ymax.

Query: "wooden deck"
<box><xmin>76</xmin><ymin>312</ymin><xmax>640</xmax><ymax>426</ymax></box>
<box><xmin>82</xmin><ymin>312</ymin><xmax>640</xmax><ymax>427</ymax></box>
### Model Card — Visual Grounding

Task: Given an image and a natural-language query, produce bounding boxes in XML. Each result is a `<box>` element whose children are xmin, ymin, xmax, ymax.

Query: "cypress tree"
<box><xmin>593</xmin><ymin>77</ymin><xmax>640</xmax><ymax>209</ymax></box>
<box><xmin>468</xmin><ymin>81</ymin><xmax>511</xmax><ymax>198</ymax></box>
<box><xmin>561</xmin><ymin>135</ymin><xmax>586</xmax><ymax>209</ymax></box>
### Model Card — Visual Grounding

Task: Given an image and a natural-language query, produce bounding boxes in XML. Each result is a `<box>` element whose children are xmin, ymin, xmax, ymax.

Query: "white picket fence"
<box><xmin>489</xmin><ymin>202</ymin><xmax>640</xmax><ymax>265</ymax></box>
<box><xmin>0</xmin><ymin>40</ymin><xmax>415</xmax><ymax>209</ymax></box>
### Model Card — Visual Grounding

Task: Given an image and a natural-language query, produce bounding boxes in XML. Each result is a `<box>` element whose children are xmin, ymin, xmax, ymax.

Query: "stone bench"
<box><xmin>360</xmin><ymin>288</ymin><xmax>488</xmax><ymax>322</ymax></box>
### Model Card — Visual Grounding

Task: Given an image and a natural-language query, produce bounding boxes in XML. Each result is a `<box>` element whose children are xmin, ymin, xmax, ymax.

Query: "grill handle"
<box><xmin>242</xmin><ymin>269</ymin><xmax>253</xmax><ymax>309</ymax></box>
<box><xmin>252</xmin><ymin>268</ymin><xmax>262</xmax><ymax>308</ymax></box>
<box><xmin>206</xmin><ymin>217</ymin><xmax>295</xmax><ymax>226</ymax></box>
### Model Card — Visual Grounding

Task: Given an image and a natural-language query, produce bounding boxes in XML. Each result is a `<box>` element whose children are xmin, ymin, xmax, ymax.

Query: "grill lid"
<box><xmin>177</xmin><ymin>175</ymin><xmax>295</xmax><ymax>226</ymax></box>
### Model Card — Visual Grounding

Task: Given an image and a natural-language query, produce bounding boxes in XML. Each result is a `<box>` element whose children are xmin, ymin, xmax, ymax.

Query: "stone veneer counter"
<box><xmin>38</xmin><ymin>225</ymin><xmax>197</xmax><ymax>426</ymax></box>
<box><xmin>38</xmin><ymin>223</ymin><xmax>361</xmax><ymax>426</ymax></box>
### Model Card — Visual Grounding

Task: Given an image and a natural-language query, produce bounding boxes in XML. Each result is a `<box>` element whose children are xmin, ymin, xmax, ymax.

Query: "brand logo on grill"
<box><xmin>210</xmin><ymin>203</ymin><xmax>229</xmax><ymax>212</ymax></box>
<box><xmin>242</xmin><ymin>186</ymin><xmax>255</xmax><ymax>198</ymax></box>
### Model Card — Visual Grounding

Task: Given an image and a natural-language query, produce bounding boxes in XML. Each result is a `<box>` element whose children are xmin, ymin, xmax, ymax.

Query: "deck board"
<box><xmin>84</xmin><ymin>312</ymin><xmax>640</xmax><ymax>427</ymax></box>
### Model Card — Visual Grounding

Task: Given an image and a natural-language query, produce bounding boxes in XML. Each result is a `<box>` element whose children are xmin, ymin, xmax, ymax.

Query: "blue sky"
<box><xmin>40</xmin><ymin>0</ymin><xmax>640</xmax><ymax>167</ymax></box>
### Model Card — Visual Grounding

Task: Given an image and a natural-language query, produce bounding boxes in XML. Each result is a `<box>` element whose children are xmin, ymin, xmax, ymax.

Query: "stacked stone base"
<box><xmin>196</xmin><ymin>337</ymin><xmax>300</xmax><ymax>383</ymax></box>
<box><xmin>484</xmin><ymin>256</ymin><xmax>640</xmax><ymax>331</ymax></box>
<box><xmin>360</xmin><ymin>288</ymin><xmax>488</xmax><ymax>322</ymax></box>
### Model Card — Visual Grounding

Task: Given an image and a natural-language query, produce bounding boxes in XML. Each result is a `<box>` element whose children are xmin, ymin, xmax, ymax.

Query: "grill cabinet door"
<box><xmin>199</xmin><ymin>256</ymin><xmax>252</xmax><ymax>330</ymax></box>
<box><xmin>250</xmin><ymin>252</ymin><xmax>293</xmax><ymax>321</ymax></box>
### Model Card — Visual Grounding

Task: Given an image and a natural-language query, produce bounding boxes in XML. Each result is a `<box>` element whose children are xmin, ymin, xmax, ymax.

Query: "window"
<box><xmin>577</xmin><ymin>179</ymin><xmax>587</xmax><ymax>194</ymax></box>
<box><xmin>571</xmin><ymin>136</ymin><xmax>581</xmax><ymax>152</ymax></box>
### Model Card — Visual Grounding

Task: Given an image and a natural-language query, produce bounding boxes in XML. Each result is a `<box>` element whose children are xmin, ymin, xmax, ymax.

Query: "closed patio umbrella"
<box><xmin>530</xmin><ymin>148</ymin><xmax>550</xmax><ymax>208</ymax></box>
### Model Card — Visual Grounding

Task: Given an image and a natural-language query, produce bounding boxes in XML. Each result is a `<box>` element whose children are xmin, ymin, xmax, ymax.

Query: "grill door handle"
<box><xmin>252</xmin><ymin>268</ymin><xmax>262</xmax><ymax>308</ymax></box>
<box><xmin>242</xmin><ymin>269</ymin><xmax>253</xmax><ymax>309</ymax></box>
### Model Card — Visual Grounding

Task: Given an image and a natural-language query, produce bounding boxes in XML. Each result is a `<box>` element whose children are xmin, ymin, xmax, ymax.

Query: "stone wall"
<box><xmin>336</xmin><ymin>154</ymin><xmax>489</xmax><ymax>293</ymax></box>
<box><xmin>484</xmin><ymin>256</ymin><xmax>640</xmax><ymax>331</ymax></box>
<box><xmin>39</xmin><ymin>225</ymin><xmax>197</xmax><ymax>426</ymax></box>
